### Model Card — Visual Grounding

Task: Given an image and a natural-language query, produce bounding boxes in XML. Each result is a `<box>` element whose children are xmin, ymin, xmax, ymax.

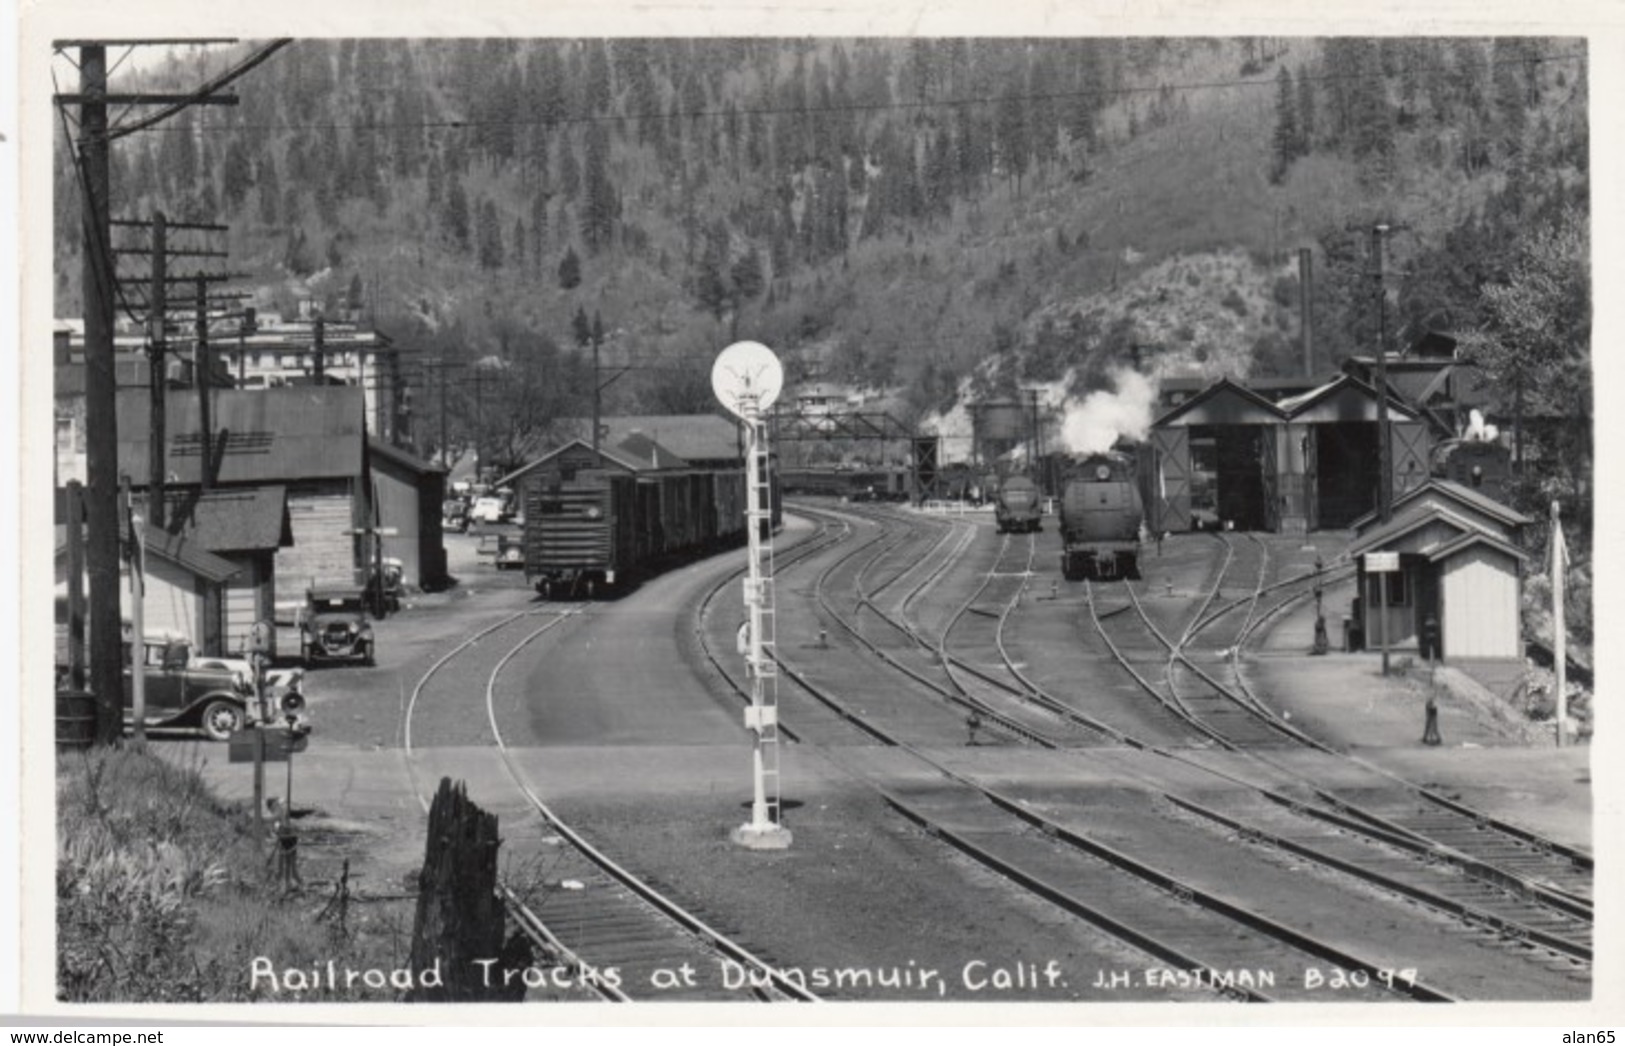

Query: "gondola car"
<box><xmin>1058</xmin><ymin>451</ymin><xmax>1143</xmax><ymax>581</ymax></box>
<box><xmin>994</xmin><ymin>473</ymin><xmax>1042</xmax><ymax>534</ymax></box>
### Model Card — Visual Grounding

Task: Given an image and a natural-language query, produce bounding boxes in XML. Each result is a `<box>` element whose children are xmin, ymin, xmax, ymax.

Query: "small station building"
<box><xmin>1346</xmin><ymin>480</ymin><xmax>1531</xmax><ymax>667</ymax></box>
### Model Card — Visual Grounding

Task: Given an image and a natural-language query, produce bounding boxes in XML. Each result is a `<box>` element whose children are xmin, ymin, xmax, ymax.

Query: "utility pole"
<box><xmin>147</xmin><ymin>212</ymin><xmax>167</xmax><ymax>529</ymax></box>
<box><xmin>56</xmin><ymin>36</ymin><xmax>276</xmax><ymax>744</ymax></box>
<box><xmin>75</xmin><ymin>44</ymin><xmax>124</xmax><ymax>744</ymax></box>
<box><xmin>196</xmin><ymin>275</ymin><xmax>212</xmax><ymax>491</ymax></box>
<box><xmin>1371</xmin><ymin>224</ymin><xmax>1392</xmax><ymax>525</ymax></box>
<box><xmin>313</xmin><ymin>315</ymin><xmax>325</xmax><ymax>382</ymax></box>
<box><xmin>591</xmin><ymin>315</ymin><xmax>603</xmax><ymax>458</ymax></box>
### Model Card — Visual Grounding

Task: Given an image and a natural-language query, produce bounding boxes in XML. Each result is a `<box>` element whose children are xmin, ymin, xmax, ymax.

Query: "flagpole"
<box><xmin>1552</xmin><ymin>500</ymin><xmax>1566</xmax><ymax>748</ymax></box>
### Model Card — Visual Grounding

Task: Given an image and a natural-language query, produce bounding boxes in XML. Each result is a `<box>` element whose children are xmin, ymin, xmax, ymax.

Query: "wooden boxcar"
<box><xmin>516</xmin><ymin>435</ymin><xmax>766</xmax><ymax>598</ymax></box>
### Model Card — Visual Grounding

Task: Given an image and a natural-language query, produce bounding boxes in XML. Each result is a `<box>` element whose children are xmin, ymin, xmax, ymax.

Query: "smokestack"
<box><xmin>1299</xmin><ymin>247</ymin><xmax>1314</xmax><ymax>378</ymax></box>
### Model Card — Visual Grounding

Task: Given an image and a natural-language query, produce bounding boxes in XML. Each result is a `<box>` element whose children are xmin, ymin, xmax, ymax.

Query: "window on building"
<box><xmin>1366</xmin><ymin>569</ymin><xmax>1410</xmax><ymax>607</ymax></box>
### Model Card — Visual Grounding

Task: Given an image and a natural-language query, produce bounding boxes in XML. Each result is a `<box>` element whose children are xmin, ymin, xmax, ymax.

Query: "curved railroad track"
<box><xmin>401</xmin><ymin>602</ymin><xmax>822</xmax><ymax>1003</ymax></box>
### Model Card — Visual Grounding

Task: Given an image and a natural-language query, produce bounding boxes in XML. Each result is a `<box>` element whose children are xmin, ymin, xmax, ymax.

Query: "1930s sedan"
<box><xmin>122</xmin><ymin>636</ymin><xmax>256</xmax><ymax>741</ymax></box>
<box><xmin>300</xmin><ymin>586</ymin><xmax>375</xmax><ymax>666</ymax></box>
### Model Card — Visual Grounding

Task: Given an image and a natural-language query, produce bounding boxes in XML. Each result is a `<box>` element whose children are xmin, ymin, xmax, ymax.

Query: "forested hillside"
<box><xmin>53</xmin><ymin>37</ymin><xmax>1589</xmax><ymax>481</ymax></box>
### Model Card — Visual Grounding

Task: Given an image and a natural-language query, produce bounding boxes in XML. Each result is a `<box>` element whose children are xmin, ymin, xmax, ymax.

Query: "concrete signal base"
<box><xmin>732</xmin><ymin>823</ymin><xmax>793</xmax><ymax>850</ymax></box>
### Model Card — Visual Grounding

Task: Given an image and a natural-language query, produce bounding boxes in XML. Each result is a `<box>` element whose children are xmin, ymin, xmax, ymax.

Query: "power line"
<box><xmin>105</xmin><ymin>47</ymin><xmax>1588</xmax><ymax>137</ymax></box>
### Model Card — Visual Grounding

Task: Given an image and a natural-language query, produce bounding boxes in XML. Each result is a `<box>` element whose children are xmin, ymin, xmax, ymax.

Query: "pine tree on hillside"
<box><xmin>558</xmin><ymin>245</ymin><xmax>581</xmax><ymax>289</ymax></box>
<box><xmin>1270</xmin><ymin>66</ymin><xmax>1299</xmax><ymax>183</ymax></box>
<box><xmin>580</xmin><ymin>123</ymin><xmax>616</xmax><ymax>253</ymax></box>
<box><xmin>1296</xmin><ymin>65</ymin><xmax>1317</xmax><ymax>153</ymax></box>
<box><xmin>445</xmin><ymin>174</ymin><xmax>471</xmax><ymax>252</ymax></box>
<box><xmin>559</xmin><ymin>133</ymin><xmax>581</xmax><ymax>200</ymax></box>
<box><xmin>478</xmin><ymin>199</ymin><xmax>504</xmax><ymax>269</ymax></box>
<box><xmin>996</xmin><ymin>84</ymin><xmax>1030</xmax><ymax>195</ymax></box>
<box><xmin>572</xmin><ymin>304</ymin><xmax>592</xmax><ymax>347</ymax></box>
<box><xmin>222</xmin><ymin>139</ymin><xmax>253</xmax><ymax>210</ymax></box>
<box><xmin>1493</xmin><ymin>38</ymin><xmax>1528</xmax><ymax>164</ymax></box>
<box><xmin>257</xmin><ymin>157</ymin><xmax>281</xmax><ymax>226</ymax></box>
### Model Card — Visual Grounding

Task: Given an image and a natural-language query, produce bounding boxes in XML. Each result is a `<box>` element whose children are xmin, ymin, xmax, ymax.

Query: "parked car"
<box><xmin>496</xmin><ymin>534</ymin><xmax>525</xmax><ymax>570</ymax></box>
<box><xmin>300</xmin><ymin>586</ymin><xmax>375</xmax><ymax>666</ymax></box>
<box><xmin>470</xmin><ymin>496</ymin><xmax>505</xmax><ymax>524</ymax></box>
<box><xmin>119</xmin><ymin>636</ymin><xmax>284</xmax><ymax>741</ymax></box>
<box><xmin>442</xmin><ymin>498</ymin><xmax>471</xmax><ymax>533</ymax></box>
<box><xmin>190</xmin><ymin>654</ymin><xmax>307</xmax><ymax>719</ymax></box>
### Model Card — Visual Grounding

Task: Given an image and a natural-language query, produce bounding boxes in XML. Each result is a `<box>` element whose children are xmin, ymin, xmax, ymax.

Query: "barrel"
<box><xmin>55</xmin><ymin>689</ymin><xmax>98</xmax><ymax>751</ymax></box>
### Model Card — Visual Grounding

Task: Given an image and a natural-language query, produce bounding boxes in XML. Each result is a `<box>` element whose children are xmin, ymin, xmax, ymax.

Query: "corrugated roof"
<box><xmin>567</xmin><ymin>414</ymin><xmax>743</xmax><ymax>463</ymax></box>
<box><xmin>162</xmin><ymin>485</ymin><xmax>292</xmax><ymax>553</ymax></box>
<box><xmin>613</xmin><ymin>432</ymin><xmax>690</xmax><ymax>472</ymax></box>
<box><xmin>116</xmin><ymin>386</ymin><xmax>366</xmax><ymax>484</ymax></box>
<box><xmin>492</xmin><ymin>438</ymin><xmax>645</xmax><ymax>487</ymax></box>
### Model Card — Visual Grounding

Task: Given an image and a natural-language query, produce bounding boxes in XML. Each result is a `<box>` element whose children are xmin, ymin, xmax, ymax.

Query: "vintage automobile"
<box><xmin>442</xmin><ymin>498</ymin><xmax>471</xmax><ymax>534</ymax></box>
<box><xmin>119</xmin><ymin>636</ymin><xmax>278</xmax><ymax>742</ymax></box>
<box><xmin>300</xmin><ymin>586</ymin><xmax>375</xmax><ymax>666</ymax></box>
<box><xmin>470</xmin><ymin>496</ymin><xmax>505</xmax><ymax>525</ymax></box>
<box><xmin>496</xmin><ymin>534</ymin><xmax>525</xmax><ymax>570</ymax></box>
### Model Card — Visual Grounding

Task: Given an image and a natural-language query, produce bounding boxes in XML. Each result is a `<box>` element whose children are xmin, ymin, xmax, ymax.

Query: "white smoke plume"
<box><xmin>1060</xmin><ymin>369</ymin><xmax>1160</xmax><ymax>456</ymax></box>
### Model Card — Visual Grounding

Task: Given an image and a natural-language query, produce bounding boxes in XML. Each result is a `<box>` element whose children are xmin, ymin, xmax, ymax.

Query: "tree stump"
<box><xmin>407</xmin><ymin>778</ymin><xmax>531</xmax><ymax>1001</ymax></box>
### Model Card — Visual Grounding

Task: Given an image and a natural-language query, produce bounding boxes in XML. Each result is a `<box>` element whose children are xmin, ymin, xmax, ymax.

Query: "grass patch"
<box><xmin>57</xmin><ymin>747</ymin><xmax>410</xmax><ymax>1002</ymax></box>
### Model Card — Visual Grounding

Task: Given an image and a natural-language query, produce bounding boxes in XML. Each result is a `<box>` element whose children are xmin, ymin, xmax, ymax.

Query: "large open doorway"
<box><xmin>1188</xmin><ymin>425</ymin><xmax>1270</xmax><ymax>531</ymax></box>
<box><xmin>1315</xmin><ymin>422</ymin><xmax>1380</xmax><ymax>529</ymax></box>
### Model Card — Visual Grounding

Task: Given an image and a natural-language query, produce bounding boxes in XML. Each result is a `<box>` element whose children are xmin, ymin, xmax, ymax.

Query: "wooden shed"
<box><xmin>56</xmin><ymin>528</ymin><xmax>239</xmax><ymax>656</ymax></box>
<box><xmin>116</xmin><ymin>386</ymin><xmax>371</xmax><ymax>619</ymax></box>
<box><xmin>1347</xmin><ymin>481</ymin><xmax>1530</xmax><ymax>661</ymax></box>
<box><xmin>368</xmin><ymin>438</ymin><xmax>448</xmax><ymax>590</ymax></box>
<box><xmin>159</xmin><ymin>485</ymin><xmax>295</xmax><ymax>655</ymax></box>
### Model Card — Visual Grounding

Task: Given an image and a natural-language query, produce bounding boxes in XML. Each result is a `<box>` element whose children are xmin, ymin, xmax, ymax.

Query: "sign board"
<box><xmin>1364</xmin><ymin>551</ymin><xmax>1400</xmax><ymax>573</ymax></box>
<box><xmin>228</xmin><ymin>727</ymin><xmax>310</xmax><ymax>764</ymax></box>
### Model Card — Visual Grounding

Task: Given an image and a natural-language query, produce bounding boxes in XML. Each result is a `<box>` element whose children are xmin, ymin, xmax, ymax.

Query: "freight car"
<box><xmin>1058</xmin><ymin>452</ymin><xmax>1144</xmax><ymax>581</ymax></box>
<box><xmin>994</xmin><ymin>473</ymin><xmax>1042</xmax><ymax>534</ymax></box>
<box><xmin>513</xmin><ymin>433</ymin><xmax>771</xmax><ymax>599</ymax></box>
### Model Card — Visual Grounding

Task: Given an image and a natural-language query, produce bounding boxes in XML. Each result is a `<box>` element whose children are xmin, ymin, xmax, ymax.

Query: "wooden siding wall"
<box><xmin>277</xmin><ymin>486</ymin><xmax>360</xmax><ymax>604</ymax></box>
<box><xmin>221</xmin><ymin>555</ymin><xmax>266</xmax><ymax>656</ymax></box>
<box><xmin>1442</xmin><ymin>547</ymin><xmax>1521</xmax><ymax>659</ymax></box>
<box><xmin>373</xmin><ymin>463</ymin><xmax>423</xmax><ymax>586</ymax></box>
<box><xmin>123</xmin><ymin>557</ymin><xmax>200</xmax><ymax>646</ymax></box>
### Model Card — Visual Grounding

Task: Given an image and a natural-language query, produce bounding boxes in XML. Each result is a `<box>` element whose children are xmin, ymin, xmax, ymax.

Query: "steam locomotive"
<box><xmin>993</xmin><ymin>473</ymin><xmax>1042</xmax><ymax>534</ymax></box>
<box><xmin>1058</xmin><ymin>452</ymin><xmax>1144</xmax><ymax>581</ymax></box>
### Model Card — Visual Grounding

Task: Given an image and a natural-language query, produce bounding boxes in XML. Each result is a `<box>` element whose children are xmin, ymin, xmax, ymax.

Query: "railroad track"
<box><xmin>402</xmin><ymin>603</ymin><xmax>821</xmax><ymax>1003</ymax></box>
<box><xmin>767</xmin><ymin>508</ymin><xmax>1592</xmax><ymax>993</ymax></box>
<box><xmin>694</xmin><ymin>504</ymin><xmax>1507</xmax><ymax>1001</ymax></box>
<box><xmin>1070</xmin><ymin>532</ymin><xmax>1593</xmax><ymax>971</ymax></box>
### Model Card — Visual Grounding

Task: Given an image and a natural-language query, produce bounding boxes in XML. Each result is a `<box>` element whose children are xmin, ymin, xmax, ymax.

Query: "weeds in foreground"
<box><xmin>56</xmin><ymin>747</ymin><xmax>407</xmax><ymax>1002</ymax></box>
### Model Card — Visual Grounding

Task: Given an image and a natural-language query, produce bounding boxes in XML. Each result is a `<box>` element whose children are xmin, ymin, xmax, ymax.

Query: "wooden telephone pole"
<box><xmin>56</xmin><ymin>37</ymin><xmax>284</xmax><ymax>742</ymax></box>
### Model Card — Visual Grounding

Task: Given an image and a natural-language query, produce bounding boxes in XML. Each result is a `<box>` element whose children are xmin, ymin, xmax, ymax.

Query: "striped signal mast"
<box><xmin>713</xmin><ymin>342</ymin><xmax>791</xmax><ymax>851</ymax></box>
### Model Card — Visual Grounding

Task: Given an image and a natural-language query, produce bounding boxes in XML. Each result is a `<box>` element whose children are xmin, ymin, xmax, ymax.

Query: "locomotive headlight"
<box><xmin>1095</xmin><ymin>465</ymin><xmax>1111</xmax><ymax>480</ymax></box>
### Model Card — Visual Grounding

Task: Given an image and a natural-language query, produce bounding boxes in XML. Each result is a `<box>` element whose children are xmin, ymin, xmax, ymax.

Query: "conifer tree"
<box><xmin>1271</xmin><ymin>66</ymin><xmax>1299</xmax><ymax>183</ymax></box>
<box><xmin>558</xmin><ymin>245</ymin><xmax>582</xmax><ymax>289</ymax></box>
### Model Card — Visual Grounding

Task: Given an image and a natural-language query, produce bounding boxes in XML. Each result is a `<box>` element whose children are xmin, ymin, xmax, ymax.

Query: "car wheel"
<box><xmin>199</xmin><ymin>699</ymin><xmax>245</xmax><ymax>742</ymax></box>
<box><xmin>362</xmin><ymin>644</ymin><xmax>375</xmax><ymax>668</ymax></box>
